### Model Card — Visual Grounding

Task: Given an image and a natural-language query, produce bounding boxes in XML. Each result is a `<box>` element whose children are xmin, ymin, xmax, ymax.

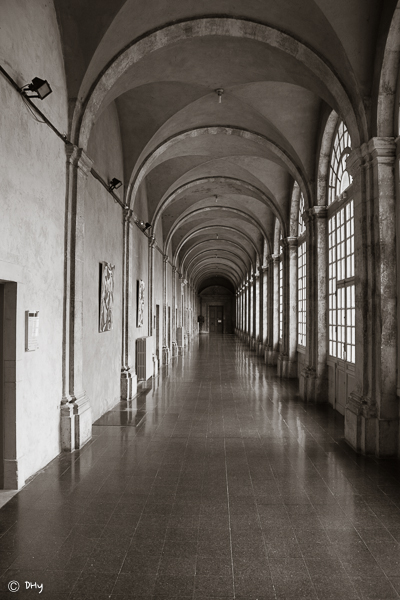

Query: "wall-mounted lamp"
<box><xmin>143</xmin><ymin>222</ymin><xmax>152</xmax><ymax>232</ymax></box>
<box><xmin>109</xmin><ymin>178</ymin><xmax>122</xmax><ymax>191</ymax></box>
<box><xmin>215</xmin><ymin>88</ymin><xmax>224</xmax><ymax>103</ymax></box>
<box><xmin>21</xmin><ymin>77</ymin><xmax>52</xmax><ymax>100</ymax></box>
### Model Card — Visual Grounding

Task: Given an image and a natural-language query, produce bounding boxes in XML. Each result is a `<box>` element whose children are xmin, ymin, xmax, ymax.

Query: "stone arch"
<box><xmin>181</xmin><ymin>239</ymin><xmax>254</xmax><ymax>272</ymax></box>
<box><xmin>74</xmin><ymin>17</ymin><xmax>365</xmax><ymax>150</ymax></box>
<box><xmin>377</xmin><ymin>2</ymin><xmax>400</xmax><ymax>137</ymax></box>
<box><xmin>129</xmin><ymin>127</ymin><xmax>309</xmax><ymax>212</ymax></box>
<box><xmin>174</xmin><ymin>225</ymin><xmax>261</xmax><ymax>267</ymax></box>
<box><xmin>186</xmin><ymin>248</ymin><xmax>248</xmax><ymax>276</ymax></box>
<box><xmin>165</xmin><ymin>206</ymin><xmax>269</xmax><ymax>254</ymax></box>
<box><xmin>152</xmin><ymin>176</ymin><xmax>286</xmax><ymax>233</ymax></box>
<box><xmin>273</xmin><ymin>218</ymin><xmax>281</xmax><ymax>255</ymax></box>
<box><xmin>289</xmin><ymin>181</ymin><xmax>301</xmax><ymax>237</ymax></box>
<box><xmin>316</xmin><ymin>110</ymin><xmax>339</xmax><ymax>206</ymax></box>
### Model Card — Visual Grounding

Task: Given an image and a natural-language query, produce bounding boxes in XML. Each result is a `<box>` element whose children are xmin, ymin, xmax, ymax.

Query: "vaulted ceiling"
<box><xmin>55</xmin><ymin>0</ymin><xmax>397</xmax><ymax>292</ymax></box>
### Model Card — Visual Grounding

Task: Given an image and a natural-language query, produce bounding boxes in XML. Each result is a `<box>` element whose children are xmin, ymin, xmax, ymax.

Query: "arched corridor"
<box><xmin>0</xmin><ymin>336</ymin><xmax>400</xmax><ymax>598</ymax></box>
<box><xmin>2</xmin><ymin>0</ymin><xmax>400</xmax><ymax>597</ymax></box>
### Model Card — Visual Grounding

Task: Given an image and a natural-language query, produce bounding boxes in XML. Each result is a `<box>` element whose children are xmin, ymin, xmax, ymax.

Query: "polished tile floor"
<box><xmin>1</xmin><ymin>334</ymin><xmax>400</xmax><ymax>599</ymax></box>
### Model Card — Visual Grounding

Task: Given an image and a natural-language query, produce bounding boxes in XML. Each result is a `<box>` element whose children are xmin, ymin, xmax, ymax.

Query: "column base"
<box><xmin>277</xmin><ymin>354</ymin><xmax>284</xmax><ymax>377</ymax></box>
<box><xmin>61</xmin><ymin>401</ymin><xmax>75</xmax><ymax>451</ymax></box>
<box><xmin>265</xmin><ymin>347</ymin><xmax>278</xmax><ymax>365</ymax></box>
<box><xmin>153</xmin><ymin>353</ymin><xmax>159</xmax><ymax>376</ymax></box>
<box><xmin>249</xmin><ymin>337</ymin><xmax>256</xmax><ymax>351</ymax></box>
<box><xmin>3</xmin><ymin>458</ymin><xmax>25</xmax><ymax>490</ymax></box>
<box><xmin>345</xmin><ymin>392</ymin><xmax>399</xmax><ymax>457</ymax></box>
<box><xmin>171</xmin><ymin>341</ymin><xmax>178</xmax><ymax>358</ymax></box>
<box><xmin>121</xmin><ymin>368</ymin><xmax>137</xmax><ymax>400</ymax></box>
<box><xmin>299</xmin><ymin>367</ymin><xmax>328</xmax><ymax>403</ymax></box>
<box><xmin>280</xmin><ymin>356</ymin><xmax>297</xmax><ymax>378</ymax></box>
<box><xmin>162</xmin><ymin>346</ymin><xmax>170</xmax><ymax>364</ymax></box>
<box><xmin>73</xmin><ymin>393</ymin><xmax>92</xmax><ymax>450</ymax></box>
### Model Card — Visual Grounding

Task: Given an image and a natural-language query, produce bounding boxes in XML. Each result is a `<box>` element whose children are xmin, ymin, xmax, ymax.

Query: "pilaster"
<box><xmin>299</xmin><ymin>206</ymin><xmax>328</xmax><ymax>402</ymax></box>
<box><xmin>121</xmin><ymin>208</ymin><xmax>137</xmax><ymax>400</ymax></box>
<box><xmin>61</xmin><ymin>145</ymin><xmax>93</xmax><ymax>451</ymax></box>
<box><xmin>267</xmin><ymin>254</ymin><xmax>280</xmax><ymax>365</ymax></box>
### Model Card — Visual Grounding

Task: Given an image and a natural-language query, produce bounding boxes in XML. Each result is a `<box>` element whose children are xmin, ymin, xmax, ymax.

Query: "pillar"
<box><xmin>299</xmin><ymin>207</ymin><xmax>328</xmax><ymax>402</ymax></box>
<box><xmin>257</xmin><ymin>266</ymin><xmax>264</xmax><ymax>355</ymax></box>
<box><xmin>280</xmin><ymin>237</ymin><xmax>298</xmax><ymax>378</ymax></box>
<box><xmin>61</xmin><ymin>145</ymin><xmax>93</xmax><ymax>451</ymax></box>
<box><xmin>345</xmin><ymin>138</ymin><xmax>398</xmax><ymax>456</ymax></box>
<box><xmin>262</xmin><ymin>264</ymin><xmax>268</xmax><ymax>357</ymax></box>
<box><xmin>121</xmin><ymin>208</ymin><xmax>137</xmax><ymax>400</ymax></box>
<box><xmin>162</xmin><ymin>254</ymin><xmax>170</xmax><ymax>364</ymax></box>
<box><xmin>267</xmin><ymin>255</ymin><xmax>280</xmax><ymax>365</ymax></box>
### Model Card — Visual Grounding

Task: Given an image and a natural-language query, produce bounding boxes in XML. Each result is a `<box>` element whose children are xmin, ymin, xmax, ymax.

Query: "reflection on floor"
<box><xmin>1</xmin><ymin>334</ymin><xmax>400</xmax><ymax>599</ymax></box>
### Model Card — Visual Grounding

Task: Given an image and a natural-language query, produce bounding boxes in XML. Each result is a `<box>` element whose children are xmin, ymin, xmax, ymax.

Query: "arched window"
<box><xmin>297</xmin><ymin>193</ymin><xmax>306</xmax><ymax>346</ymax></box>
<box><xmin>327</xmin><ymin>121</ymin><xmax>355</xmax><ymax>363</ymax></box>
<box><xmin>328</xmin><ymin>120</ymin><xmax>352</xmax><ymax>205</ymax></box>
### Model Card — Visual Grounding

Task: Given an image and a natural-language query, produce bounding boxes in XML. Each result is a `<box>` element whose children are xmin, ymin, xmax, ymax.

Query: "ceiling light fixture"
<box><xmin>215</xmin><ymin>88</ymin><xmax>224</xmax><ymax>103</ymax></box>
<box><xmin>21</xmin><ymin>77</ymin><xmax>52</xmax><ymax>100</ymax></box>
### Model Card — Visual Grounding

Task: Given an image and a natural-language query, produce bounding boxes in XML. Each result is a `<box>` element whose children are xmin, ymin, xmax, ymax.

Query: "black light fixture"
<box><xmin>109</xmin><ymin>178</ymin><xmax>122</xmax><ymax>191</ymax></box>
<box><xmin>21</xmin><ymin>77</ymin><xmax>52</xmax><ymax>100</ymax></box>
<box><xmin>143</xmin><ymin>222</ymin><xmax>152</xmax><ymax>231</ymax></box>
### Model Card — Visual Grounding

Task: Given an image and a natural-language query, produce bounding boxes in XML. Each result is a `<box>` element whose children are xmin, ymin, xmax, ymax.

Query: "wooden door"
<box><xmin>210</xmin><ymin>306</ymin><xmax>223</xmax><ymax>333</ymax></box>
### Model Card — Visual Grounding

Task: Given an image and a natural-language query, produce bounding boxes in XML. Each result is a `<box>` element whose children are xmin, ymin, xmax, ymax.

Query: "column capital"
<box><xmin>272</xmin><ymin>253</ymin><xmax>281</xmax><ymax>263</ymax></box>
<box><xmin>172</xmin><ymin>266</ymin><xmax>177</xmax><ymax>274</ymax></box>
<box><xmin>282</xmin><ymin>236</ymin><xmax>298</xmax><ymax>248</ymax></box>
<box><xmin>163</xmin><ymin>254</ymin><xmax>169</xmax><ymax>263</ymax></box>
<box><xmin>308</xmin><ymin>206</ymin><xmax>328</xmax><ymax>219</ymax></box>
<box><xmin>66</xmin><ymin>144</ymin><xmax>93</xmax><ymax>177</ymax></box>
<box><xmin>367</xmin><ymin>137</ymin><xmax>396</xmax><ymax>165</ymax></box>
<box><xmin>347</xmin><ymin>145</ymin><xmax>371</xmax><ymax>177</ymax></box>
<box><xmin>149</xmin><ymin>236</ymin><xmax>156</xmax><ymax>249</ymax></box>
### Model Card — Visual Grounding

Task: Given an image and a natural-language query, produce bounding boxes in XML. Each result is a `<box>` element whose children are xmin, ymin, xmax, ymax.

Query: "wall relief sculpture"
<box><xmin>137</xmin><ymin>279</ymin><xmax>145</xmax><ymax>327</ymax></box>
<box><xmin>99</xmin><ymin>262</ymin><xmax>115</xmax><ymax>332</ymax></box>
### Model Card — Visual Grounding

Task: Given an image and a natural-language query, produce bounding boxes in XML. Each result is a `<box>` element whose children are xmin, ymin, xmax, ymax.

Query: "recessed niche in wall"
<box><xmin>99</xmin><ymin>262</ymin><xmax>115</xmax><ymax>332</ymax></box>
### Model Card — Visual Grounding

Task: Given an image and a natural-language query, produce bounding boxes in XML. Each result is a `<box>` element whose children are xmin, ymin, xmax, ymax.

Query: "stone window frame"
<box><xmin>328</xmin><ymin>120</ymin><xmax>353</xmax><ymax>206</ymax></box>
<box><xmin>297</xmin><ymin>193</ymin><xmax>306</xmax><ymax>347</ymax></box>
<box><xmin>327</xmin><ymin>120</ymin><xmax>355</xmax><ymax>364</ymax></box>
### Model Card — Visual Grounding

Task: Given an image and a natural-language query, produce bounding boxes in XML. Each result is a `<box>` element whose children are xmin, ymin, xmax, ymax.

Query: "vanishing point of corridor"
<box><xmin>1</xmin><ymin>335</ymin><xmax>400</xmax><ymax>599</ymax></box>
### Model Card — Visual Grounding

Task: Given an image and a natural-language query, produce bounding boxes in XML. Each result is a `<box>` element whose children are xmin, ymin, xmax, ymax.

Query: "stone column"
<box><xmin>257</xmin><ymin>266</ymin><xmax>264</xmax><ymax>355</ymax></box>
<box><xmin>254</xmin><ymin>272</ymin><xmax>259</xmax><ymax>351</ymax></box>
<box><xmin>267</xmin><ymin>255</ymin><xmax>280</xmax><ymax>365</ymax></box>
<box><xmin>61</xmin><ymin>145</ymin><xmax>93</xmax><ymax>451</ymax></box>
<box><xmin>299</xmin><ymin>207</ymin><xmax>328</xmax><ymax>401</ymax></box>
<box><xmin>277</xmin><ymin>242</ymin><xmax>286</xmax><ymax>378</ymax></box>
<box><xmin>177</xmin><ymin>275</ymin><xmax>185</xmax><ymax>353</ymax></box>
<box><xmin>148</xmin><ymin>236</ymin><xmax>155</xmax><ymax>337</ymax></box>
<box><xmin>247</xmin><ymin>278</ymin><xmax>251</xmax><ymax>343</ymax></box>
<box><xmin>345</xmin><ymin>138</ymin><xmax>398</xmax><ymax>456</ymax></box>
<box><xmin>162</xmin><ymin>254</ymin><xmax>170</xmax><ymax>364</ymax></box>
<box><xmin>264</xmin><ymin>258</ymin><xmax>273</xmax><ymax>363</ymax></box>
<box><xmin>280</xmin><ymin>237</ymin><xmax>298</xmax><ymax>378</ymax></box>
<box><xmin>262</xmin><ymin>264</ymin><xmax>268</xmax><ymax>356</ymax></box>
<box><xmin>171</xmin><ymin>266</ymin><xmax>178</xmax><ymax>356</ymax></box>
<box><xmin>121</xmin><ymin>208</ymin><xmax>137</xmax><ymax>400</ymax></box>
